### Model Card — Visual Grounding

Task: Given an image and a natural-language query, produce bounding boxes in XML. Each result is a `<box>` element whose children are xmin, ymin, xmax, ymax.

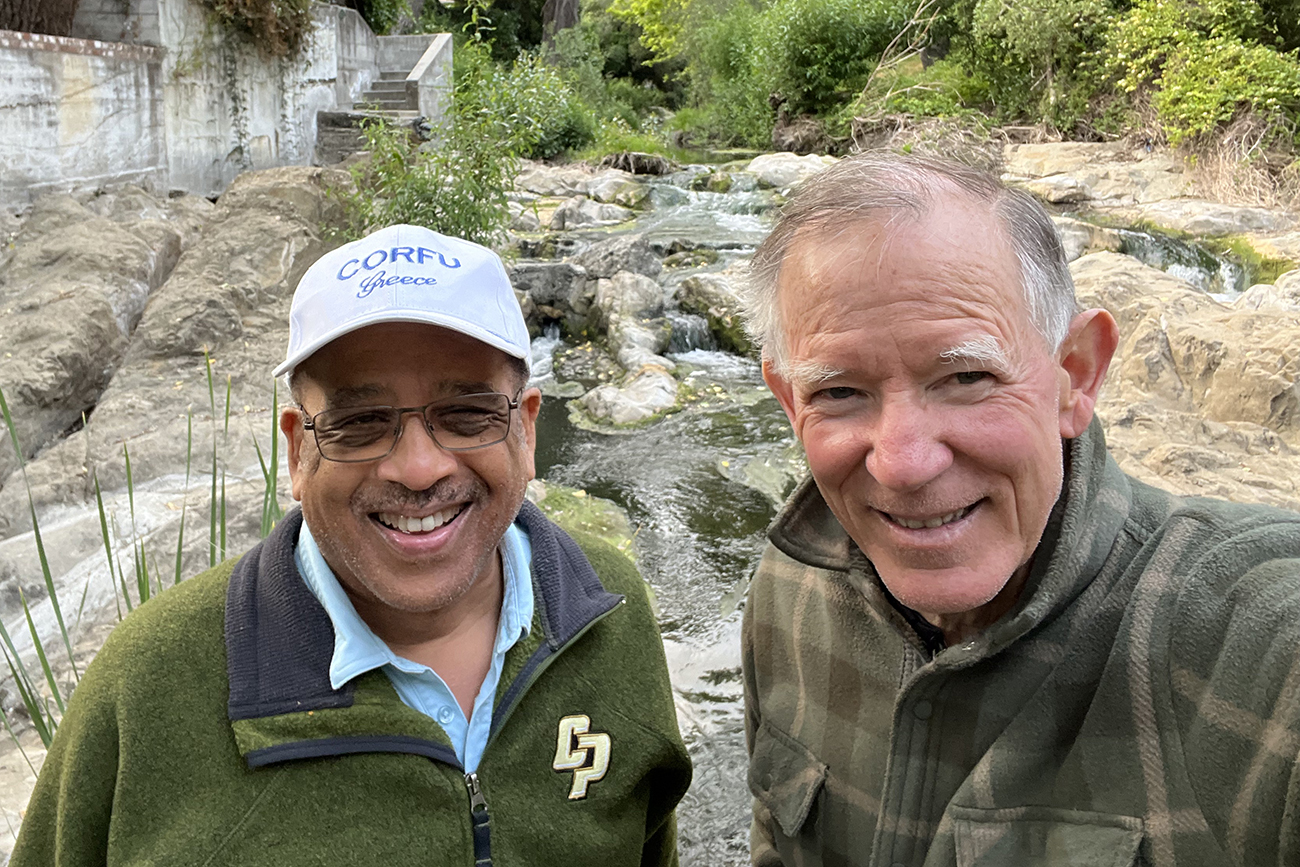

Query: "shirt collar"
<box><xmin>295</xmin><ymin>518</ymin><xmax>534</xmax><ymax>690</ymax></box>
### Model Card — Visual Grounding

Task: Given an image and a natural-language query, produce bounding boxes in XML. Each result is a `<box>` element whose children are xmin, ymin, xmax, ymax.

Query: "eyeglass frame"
<box><xmin>298</xmin><ymin>390</ymin><xmax>525</xmax><ymax>463</ymax></box>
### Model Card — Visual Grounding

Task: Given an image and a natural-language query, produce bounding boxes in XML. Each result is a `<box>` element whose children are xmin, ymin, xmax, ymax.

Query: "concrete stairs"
<box><xmin>315</xmin><ymin>71</ymin><xmax>425</xmax><ymax>166</ymax></box>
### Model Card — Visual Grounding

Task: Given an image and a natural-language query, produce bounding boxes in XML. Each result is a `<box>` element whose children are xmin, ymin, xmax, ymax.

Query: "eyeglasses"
<box><xmin>301</xmin><ymin>391</ymin><xmax>522</xmax><ymax>463</ymax></box>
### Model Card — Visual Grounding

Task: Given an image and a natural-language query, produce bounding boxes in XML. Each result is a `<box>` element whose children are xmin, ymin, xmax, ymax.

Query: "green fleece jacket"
<box><xmin>743</xmin><ymin>419</ymin><xmax>1300</xmax><ymax>867</ymax></box>
<box><xmin>12</xmin><ymin>503</ymin><xmax>691</xmax><ymax>866</ymax></box>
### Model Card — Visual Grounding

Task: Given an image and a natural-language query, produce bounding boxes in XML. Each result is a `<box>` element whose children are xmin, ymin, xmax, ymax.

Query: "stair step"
<box><xmin>368</xmin><ymin>80</ymin><xmax>409</xmax><ymax>92</ymax></box>
<box><xmin>379</xmin><ymin>70</ymin><xmax>407</xmax><ymax>80</ymax></box>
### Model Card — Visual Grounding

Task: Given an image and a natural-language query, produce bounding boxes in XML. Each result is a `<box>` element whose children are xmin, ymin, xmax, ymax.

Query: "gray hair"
<box><xmin>742</xmin><ymin>152</ymin><xmax>1079</xmax><ymax>371</ymax></box>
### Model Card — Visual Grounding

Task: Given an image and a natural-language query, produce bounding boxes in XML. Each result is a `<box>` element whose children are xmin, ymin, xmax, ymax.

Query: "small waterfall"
<box><xmin>666</xmin><ymin>311</ymin><xmax>718</xmax><ymax>353</ymax></box>
<box><xmin>1116</xmin><ymin>228</ymin><xmax>1248</xmax><ymax>296</ymax></box>
<box><xmin>528</xmin><ymin>322</ymin><xmax>563</xmax><ymax>385</ymax></box>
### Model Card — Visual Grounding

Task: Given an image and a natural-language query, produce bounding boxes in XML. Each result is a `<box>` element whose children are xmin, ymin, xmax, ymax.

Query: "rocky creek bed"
<box><xmin>0</xmin><ymin>145</ymin><xmax>1299</xmax><ymax>863</ymax></box>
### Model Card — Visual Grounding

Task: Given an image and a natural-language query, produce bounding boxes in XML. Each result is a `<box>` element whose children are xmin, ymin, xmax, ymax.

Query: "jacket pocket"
<box><xmin>950</xmin><ymin>805</ymin><xmax>1143</xmax><ymax>867</ymax></box>
<box><xmin>747</xmin><ymin>719</ymin><xmax>828</xmax><ymax>837</ymax></box>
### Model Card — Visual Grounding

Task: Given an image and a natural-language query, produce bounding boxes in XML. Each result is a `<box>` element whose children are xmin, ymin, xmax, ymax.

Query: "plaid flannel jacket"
<box><xmin>742</xmin><ymin>420</ymin><xmax>1300</xmax><ymax>867</ymax></box>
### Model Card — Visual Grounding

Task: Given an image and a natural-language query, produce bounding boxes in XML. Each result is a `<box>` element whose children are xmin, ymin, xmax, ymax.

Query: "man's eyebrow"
<box><xmin>323</xmin><ymin>384</ymin><xmax>387</xmax><ymax>408</ymax></box>
<box><xmin>938</xmin><ymin>337</ymin><xmax>1010</xmax><ymax>370</ymax></box>
<box><xmin>782</xmin><ymin>360</ymin><xmax>846</xmax><ymax>389</ymax></box>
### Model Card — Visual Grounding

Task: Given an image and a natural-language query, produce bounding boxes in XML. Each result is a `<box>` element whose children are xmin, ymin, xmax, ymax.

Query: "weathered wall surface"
<box><xmin>0</xmin><ymin>31</ymin><xmax>167</xmax><ymax>208</ymax></box>
<box><xmin>2</xmin><ymin>2</ymin><xmax>443</xmax><ymax>206</ymax></box>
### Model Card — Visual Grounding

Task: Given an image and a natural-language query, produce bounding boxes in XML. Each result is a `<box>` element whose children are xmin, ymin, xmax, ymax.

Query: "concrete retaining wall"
<box><xmin>3</xmin><ymin>2</ymin><xmax>446</xmax><ymax>207</ymax></box>
<box><xmin>0</xmin><ymin>31</ymin><xmax>167</xmax><ymax>207</ymax></box>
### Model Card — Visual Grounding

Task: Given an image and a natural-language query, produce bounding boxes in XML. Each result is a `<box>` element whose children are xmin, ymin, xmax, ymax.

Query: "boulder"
<box><xmin>574</xmin><ymin>234</ymin><xmax>662</xmax><ymax>280</ymax></box>
<box><xmin>579</xmin><ymin>365</ymin><xmax>679</xmax><ymax>425</ymax></box>
<box><xmin>548</xmin><ymin>196</ymin><xmax>634</xmax><ymax>230</ymax></box>
<box><xmin>599</xmin><ymin>152</ymin><xmax>673</xmax><ymax>176</ymax></box>
<box><xmin>609</xmin><ymin>318</ymin><xmax>673</xmax><ymax>371</ymax></box>
<box><xmin>508</xmin><ymin>261</ymin><xmax>593</xmax><ymax>333</ymax></box>
<box><xmin>1134</xmin><ymin>200</ymin><xmax>1295</xmax><ymax>237</ymax></box>
<box><xmin>745</xmin><ymin>152</ymin><xmax>837</xmax><ymax>190</ymax></box>
<box><xmin>1248</xmin><ymin>231</ymin><xmax>1300</xmax><ymax>264</ymax></box>
<box><xmin>1051</xmin><ymin>216</ymin><xmax>1123</xmax><ymax>262</ymax></box>
<box><xmin>593</xmin><ymin>271</ymin><xmax>663</xmax><ymax>324</ymax></box>
<box><xmin>514</xmin><ymin>161</ymin><xmax>592</xmax><ymax>197</ymax></box>
<box><xmin>1071</xmin><ymin>251</ymin><xmax>1300</xmax><ymax>511</ymax></box>
<box><xmin>1002</xmin><ymin>143</ymin><xmax>1191</xmax><ymax>205</ymax></box>
<box><xmin>580</xmin><ymin>170</ymin><xmax>648</xmax><ymax>209</ymax></box>
<box><xmin>676</xmin><ymin>269</ymin><xmax>753</xmax><ymax>354</ymax></box>
<box><xmin>0</xmin><ymin>193</ymin><xmax>183</xmax><ymax>491</ymax></box>
<box><xmin>0</xmin><ymin>166</ymin><xmax>342</xmax><ymax>538</ymax></box>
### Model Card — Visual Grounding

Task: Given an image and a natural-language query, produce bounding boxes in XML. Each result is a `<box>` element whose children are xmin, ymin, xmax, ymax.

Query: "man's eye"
<box><xmin>820</xmin><ymin>386</ymin><xmax>858</xmax><ymax>400</ymax></box>
<box><xmin>954</xmin><ymin>371</ymin><xmax>989</xmax><ymax>385</ymax></box>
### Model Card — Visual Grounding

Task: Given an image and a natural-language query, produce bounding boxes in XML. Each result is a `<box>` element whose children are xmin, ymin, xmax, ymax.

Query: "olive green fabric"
<box><xmin>743</xmin><ymin>419</ymin><xmax>1300</xmax><ymax>867</ymax></box>
<box><xmin>12</xmin><ymin>523</ymin><xmax>690</xmax><ymax>867</ymax></box>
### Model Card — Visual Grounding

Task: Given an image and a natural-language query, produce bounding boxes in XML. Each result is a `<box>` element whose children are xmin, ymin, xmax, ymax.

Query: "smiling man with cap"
<box><xmin>12</xmin><ymin>225</ymin><xmax>692</xmax><ymax>867</ymax></box>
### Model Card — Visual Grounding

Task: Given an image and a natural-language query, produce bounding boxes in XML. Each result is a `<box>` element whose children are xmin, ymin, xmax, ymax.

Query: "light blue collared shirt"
<box><xmin>295</xmin><ymin>518</ymin><xmax>534</xmax><ymax>773</ymax></box>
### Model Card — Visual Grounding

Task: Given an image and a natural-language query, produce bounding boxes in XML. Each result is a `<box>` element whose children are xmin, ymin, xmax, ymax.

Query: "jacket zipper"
<box><xmin>485</xmin><ymin>597</ymin><xmax>626</xmax><ymax>750</ymax></box>
<box><xmin>465</xmin><ymin>771</ymin><xmax>491</xmax><ymax>866</ymax></box>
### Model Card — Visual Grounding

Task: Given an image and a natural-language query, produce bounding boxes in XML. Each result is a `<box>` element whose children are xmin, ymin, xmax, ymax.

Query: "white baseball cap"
<box><xmin>275</xmin><ymin>224</ymin><xmax>530</xmax><ymax>379</ymax></box>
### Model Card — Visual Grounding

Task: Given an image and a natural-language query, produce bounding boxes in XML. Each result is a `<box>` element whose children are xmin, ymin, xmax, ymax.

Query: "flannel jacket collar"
<box><xmin>767</xmin><ymin>417</ymin><xmax>1135</xmax><ymax>659</ymax></box>
<box><xmin>224</xmin><ymin>502</ymin><xmax>623</xmax><ymax>722</ymax></box>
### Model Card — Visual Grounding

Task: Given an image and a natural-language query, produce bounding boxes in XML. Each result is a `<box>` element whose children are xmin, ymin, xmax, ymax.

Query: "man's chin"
<box><xmin>877</xmin><ymin>565</ymin><xmax>1012</xmax><ymax>618</ymax></box>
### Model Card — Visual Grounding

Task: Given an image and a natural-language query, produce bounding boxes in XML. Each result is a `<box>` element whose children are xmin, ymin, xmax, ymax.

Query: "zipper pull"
<box><xmin>465</xmin><ymin>772</ymin><xmax>488</xmax><ymax>814</ymax></box>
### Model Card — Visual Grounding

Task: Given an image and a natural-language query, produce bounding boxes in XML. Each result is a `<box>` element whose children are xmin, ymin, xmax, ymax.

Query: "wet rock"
<box><xmin>581</xmin><ymin>170</ymin><xmax>649</xmax><ymax>209</ymax></box>
<box><xmin>594</xmin><ymin>271</ymin><xmax>663</xmax><ymax>323</ymax></box>
<box><xmin>507</xmin><ymin>202</ymin><xmax>542</xmax><ymax>233</ymax></box>
<box><xmin>745</xmin><ymin>152</ymin><xmax>837</xmax><ymax>190</ymax></box>
<box><xmin>599</xmin><ymin>152</ymin><xmax>673</xmax><ymax>176</ymax></box>
<box><xmin>0</xmin><ymin>192</ymin><xmax>183</xmax><ymax>491</ymax></box>
<box><xmin>1134</xmin><ymin>200</ymin><xmax>1295</xmax><ymax>237</ymax></box>
<box><xmin>508</xmin><ymin>261</ymin><xmax>593</xmax><ymax>333</ymax></box>
<box><xmin>574</xmin><ymin>234</ymin><xmax>662</xmax><ymax>280</ymax></box>
<box><xmin>1072</xmin><ymin>251</ymin><xmax>1300</xmax><ymax>510</ymax></box>
<box><xmin>676</xmin><ymin>270</ymin><xmax>753</xmax><ymax>355</ymax></box>
<box><xmin>548</xmin><ymin>196</ymin><xmax>634</xmax><ymax>230</ymax></box>
<box><xmin>514</xmin><ymin>161</ymin><xmax>592</xmax><ymax>198</ymax></box>
<box><xmin>1249</xmin><ymin>231</ymin><xmax>1300</xmax><ymax>263</ymax></box>
<box><xmin>1052</xmin><ymin>216</ymin><xmax>1123</xmax><ymax>262</ymax></box>
<box><xmin>1003</xmin><ymin>143</ymin><xmax>1191</xmax><ymax>205</ymax></box>
<box><xmin>579</xmin><ymin>365</ymin><xmax>680</xmax><ymax>425</ymax></box>
<box><xmin>609</xmin><ymin>318</ymin><xmax>673</xmax><ymax>371</ymax></box>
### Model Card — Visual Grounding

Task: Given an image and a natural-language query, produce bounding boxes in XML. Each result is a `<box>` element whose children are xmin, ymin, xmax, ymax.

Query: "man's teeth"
<box><xmin>377</xmin><ymin>506</ymin><xmax>462</xmax><ymax>534</ymax></box>
<box><xmin>889</xmin><ymin>506</ymin><xmax>970</xmax><ymax>530</ymax></box>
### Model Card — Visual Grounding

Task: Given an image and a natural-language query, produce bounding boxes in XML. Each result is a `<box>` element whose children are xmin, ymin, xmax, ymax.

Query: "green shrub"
<box><xmin>1107</xmin><ymin>0</ymin><xmax>1300</xmax><ymax>145</ymax></box>
<box><xmin>752</xmin><ymin>0</ymin><xmax>913</xmax><ymax>117</ymax></box>
<box><xmin>355</xmin><ymin>0</ymin><xmax>411</xmax><ymax>35</ymax></box>
<box><xmin>1156</xmin><ymin>37</ymin><xmax>1300</xmax><ymax>145</ymax></box>
<box><xmin>199</xmin><ymin>0</ymin><xmax>313</xmax><ymax>57</ymax></box>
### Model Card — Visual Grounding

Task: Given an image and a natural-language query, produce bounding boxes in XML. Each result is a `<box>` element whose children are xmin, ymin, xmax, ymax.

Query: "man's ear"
<box><xmin>280</xmin><ymin>406</ymin><xmax>311</xmax><ymax>501</ymax></box>
<box><xmin>762</xmin><ymin>355</ymin><xmax>799</xmax><ymax>428</ymax></box>
<box><xmin>1057</xmin><ymin>308</ymin><xmax>1119</xmax><ymax>439</ymax></box>
<box><xmin>516</xmin><ymin>386</ymin><xmax>543</xmax><ymax>482</ymax></box>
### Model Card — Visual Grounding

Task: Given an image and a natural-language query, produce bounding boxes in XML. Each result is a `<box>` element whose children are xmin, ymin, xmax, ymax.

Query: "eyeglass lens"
<box><xmin>311</xmin><ymin>393</ymin><xmax>513</xmax><ymax>461</ymax></box>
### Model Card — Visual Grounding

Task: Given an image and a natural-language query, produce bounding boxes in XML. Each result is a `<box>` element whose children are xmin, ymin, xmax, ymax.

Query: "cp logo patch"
<box><xmin>552</xmin><ymin>714</ymin><xmax>611</xmax><ymax>800</ymax></box>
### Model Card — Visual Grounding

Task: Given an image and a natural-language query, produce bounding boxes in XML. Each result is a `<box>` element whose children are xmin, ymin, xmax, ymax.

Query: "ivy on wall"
<box><xmin>199</xmin><ymin>0</ymin><xmax>313</xmax><ymax>57</ymax></box>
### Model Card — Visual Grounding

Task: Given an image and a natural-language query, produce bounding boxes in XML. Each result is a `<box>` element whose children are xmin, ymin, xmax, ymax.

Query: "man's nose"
<box><xmin>864</xmin><ymin>398</ymin><xmax>953</xmax><ymax>491</ymax></box>
<box><xmin>375</xmin><ymin>413</ymin><xmax>458</xmax><ymax>489</ymax></box>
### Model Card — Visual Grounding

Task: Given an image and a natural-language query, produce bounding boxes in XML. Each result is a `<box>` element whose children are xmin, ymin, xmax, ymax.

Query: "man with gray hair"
<box><xmin>740</xmin><ymin>152</ymin><xmax>1300</xmax><ymax>867</ymax></box>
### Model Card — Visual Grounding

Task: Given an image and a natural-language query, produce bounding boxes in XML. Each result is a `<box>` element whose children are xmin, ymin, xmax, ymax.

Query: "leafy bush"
<box><xmin>199</xmin><ymin>0</ymin><xmax>313</xmax><ymax>57</ymax></box>
<box><xmin>1156</xmin><ymin>37</ymin><xmax>1300</xmax><ymax>145</ymax></box>
<box><xmin>752</xmin><ymin>0</ymin><xmax>913</xmax><ymax>117</ymax></box>
<box><xmin>1107</xmin><ymin>0</ymin><xmax>1300</xmax><ymax>145</ymax></box>
<box><xmin>355</xmin><ymin>0</ymin><xmax>411</xmax><ymax>34</ymax></box>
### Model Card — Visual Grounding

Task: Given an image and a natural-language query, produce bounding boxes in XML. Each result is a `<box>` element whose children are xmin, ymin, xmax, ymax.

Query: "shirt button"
<box><xmin>913</xmin><ymin>700</ymin><xmax>933</xmax><ymax>721</ymax></box>
<box><xmin>437</xmin><ymin>706</ymin><xmax>455</xmax><ymax>725</ymax></box>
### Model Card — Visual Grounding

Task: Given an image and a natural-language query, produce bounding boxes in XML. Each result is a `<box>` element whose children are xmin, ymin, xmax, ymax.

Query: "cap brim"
<box><xmin>273</xmin><ymin>310</ymin><xmax>531</xmax><ymax>379</ymax></box>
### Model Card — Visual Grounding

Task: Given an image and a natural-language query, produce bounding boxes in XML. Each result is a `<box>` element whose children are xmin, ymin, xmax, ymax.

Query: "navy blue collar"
<box><xmin>225</xmin><ymin>501</ymin><xmax>622</xmax><ymax>721</ymax></box>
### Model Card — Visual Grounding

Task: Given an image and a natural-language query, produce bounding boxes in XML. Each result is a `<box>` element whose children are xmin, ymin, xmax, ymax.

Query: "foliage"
<box><xmin>419</xmin><ymin>0</ymin><xmax>546</xmax><ymax>59</ymax></box>
<box><xmin>1107</xmin><ymin>0</ymin><xmax>1300</xmax><ymax>145</ymax></box>
<box><xmin>354</xmin><ymin>0</ymin><xmax>411</xmax><ymax>34</ymax></box>
<box><xmin>199</xmin><ymin>0</ymin><xmax>313</xmax><ymax>57</ymax></box>
<box><xmin>969</xmin><ymin>0</ymin><xmax>1110</xmax><ymax>118</ymax></box>
<box><xmin>863</xmin><ymin>56</ymin><xmax>991</xmax><ymax>118</ymax></box>
<box><xmin>753</xmin><ymin>0</ymin><xmax>914</xmax><ymax>117</ymax></box>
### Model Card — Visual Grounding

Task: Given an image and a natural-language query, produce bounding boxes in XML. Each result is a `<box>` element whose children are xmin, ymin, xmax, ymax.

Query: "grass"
<box><xmin>0</xmin><ymin>371</ymin><xmax>285</xmax><ymax>747</ymax></box>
